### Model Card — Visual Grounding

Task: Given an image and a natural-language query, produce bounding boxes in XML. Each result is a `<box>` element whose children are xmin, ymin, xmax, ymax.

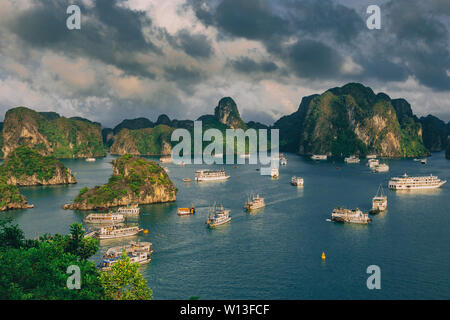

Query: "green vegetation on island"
<box><xmin>0</xmin><ymin>221</ymin><xmax>152</xmax><ymax>300</ymax></box>
<box><xmin>68</xmin><ymin>154</ymin><xmax>176</xmax><ymax>210</ymax></box>
<box><xmin>2</xmin><ymin>107</ymin><xmax>105</xmax><ymax>159</ymax></box>
<box><xmin>0</xmin><ymin>146</ymin><xmax>76</xmax><ymax>186</ymax></box>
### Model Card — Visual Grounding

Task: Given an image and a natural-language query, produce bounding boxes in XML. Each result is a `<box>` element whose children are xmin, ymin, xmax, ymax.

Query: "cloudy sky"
<box><xmin>0</xmin><ymin>0</ymin><xmax>449</xmax><ymax>127</ymax></box>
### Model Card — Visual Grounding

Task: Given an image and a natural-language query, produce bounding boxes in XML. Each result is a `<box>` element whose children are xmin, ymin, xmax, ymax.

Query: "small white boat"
<box><xmin>270</xmin><ymin>168</ymin><xmax>279</xmax><ymax>178</ymax></box>
<box><xmin>280</xmin><ymin>157</ymin><xmax>287</xmax><ymax>166</ymax></box>
<box><xmin>177</xmin><ymin>207</ymin><xmax>195</xmax><ymax>216</ymax></box>
<box><xmin>291</xmin><ymin>176</ymin><xmax>304</xmax><ymax>186</ymax></box>
<box><xmin>83</xmin><ymin>213</ymin><xmax>125</xmax><ymax>224</ymax></box>
<box><xmin>370</xmin><ymin>185</ymin><xmax>387</xmax><ymax>214</ymax></box>
<box><xmin>345</xmin><ymin>155</ymin><xmax>360</xmax><ymax>163</ymax></box>
<box><xmin>311</xmin><ymin>154</ymin><xmax>327</xmax><ymax>160</ymax></box>
<box><xmin>163</xmin><ymin>167</ymin><xmax>169</xmax><ymax>173</ymax></box>
<box><xmin>366</xmin><ymin>154</ymin><xmax>377</xmax><ymax>159</ymax></box>
<box><xmin>367</xmin><ymin>159</ymin><xmax>379</xmax><ymax>168</ymax></box>
<box><xmin>206</xmin><ymin>204</ymin><xmax>231</xmax><ymax>227</ymax></box>
<box><xmin>117</xmin><ymin>204</ymin><xmax>140</xmax><ymax>216</ymax></box>
<box><xmin>85</xmin><ymin>158</ymin><xmax>96</xmax><ymax>162</ymax></box>
<box><xmin>421</xmin><ymin>158</ymin><xmax>427</xmax><ymax>164</ymax></box>
<box><xmin>97</xmin><ymin>225</ymin><xmax>143</xmax><ymax>240</ymax></box>
<box><xmin>160</xmin><ymin>156</ymin><xmax>173</xmax><ymax>163</ymax></box>
<box><xmin>244</xmin><ymin>194</ymin><xmax>265</xmax><ymax>211</ymax></box>
<box><xmin>372</xmin><ymin>163</ymin><xmax>389</xmax><ymax>172</ymax></box>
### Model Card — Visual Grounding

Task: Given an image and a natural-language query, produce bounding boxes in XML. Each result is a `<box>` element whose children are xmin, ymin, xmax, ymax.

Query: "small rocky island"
<box><xmin>65</xmin><ymin>154</ymin><xmax>177</xmax><ymax>210</ymax></box>
<box><xmin>0</xmin><ymin>146</ymin><xmax>76</xmax><ymax>186</ymax></box>
<box><xmin>0</xmin><ymin>176</ymin><xmax>33</xmax><ymax>211</ymax></box>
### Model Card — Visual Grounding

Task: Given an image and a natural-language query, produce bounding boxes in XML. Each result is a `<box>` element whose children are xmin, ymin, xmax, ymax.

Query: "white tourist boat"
<box><xmin>388</xmin><ymin>174</ymin><xmax>446</xmax><ymax>190</ymax></box>
<box><xmin>367</xmin><ymin>159</ymin><xmax>379</xmax><ymax>168</ymax></box>
<box><xmin>311</xmin><ymin>154</ymin><xmax>327</xmax><ymax>160</ymax></box>
<box><xmin>244</xmin><ymin>194</ymin><xmax>265</xmax><ymax>211</ymax></box>
<box><xmin>345</xmin><ymin>155</ymin><xmax>360</xmax><ymax>163</ymax></box>
<box><xmin>421</xmin><ymin>158</ymin><xmax>427</xmax><ymax>164</ymax></box>
<box><xmin>195</xmin><ymin>169</ymin><xmax>230</xmax><ymax>182</ymax></box>
<box><xmin>163</xmin><ymin>166</ymin><xmax>169</xmax><ymax>173</ymax></box>
<box><xmin>270</xmin><ymin>168</ymin><xmax>279</xmax><ymax>178</ymax></box>
<box><xmin>97</xmin><ymin>225</ymin><xmax>143</xmax><ymax>240</ymax></box>
<box><xmin>280</xmin><ymin>157</ymin><xmax>287</xmax><ymax>166</ymax></box>
<box><xmin>117</xmin><ymin>204</ymin><xmax>140</xmax><ymax>215</ymax></box>
<box><xmin>366</xmin><ymin>154</ymin><xmax>377</xmax><ymax>159</ymax></box>
<box><xmin>160</xmin><ymin>156</ymin><xmax>173</xmax><ymax>163</ymax></box>
<box><xmin>100</xmin><ymin>241</ymin><xmax>154</xmax><ymax>270</ymax></box>
<box><xmin>206</xmin><ymin>204</ymin><xmax>231</xmax><ymax>227</ymax></box>
<box><xmin>83</xmin><ymin>213</ymin><xmax>125</xmax><ymax>224</ymax></box>
<box><xmin>372</xmin><ymin>163</ymin><xmax>389</xmax><ymax>172</ymax></box>
<box><xmin>291</xmin><ymin>176</ymin><xmax>304</xmax><ymax>186</ymax></box>
<box><xmin>85</xmin><ymin>157</ymin><xmax>96</xmax><ymax>162</ymax></box>
<box><xmin>370</xmin><ymin>185</ymin><xmax>387</xmax><ymax>213</ymax></box>
<box><xmin>331</xmin><ymin>208</ymin><xmax>371</xmax><ymax>224</ymax></box>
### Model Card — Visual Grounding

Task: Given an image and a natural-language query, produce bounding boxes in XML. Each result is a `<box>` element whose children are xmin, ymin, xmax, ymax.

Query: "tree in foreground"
<box><xmin>100</xmin><ymin>252</ymin><xmax>153</xmax><ymax>300</ymax></box>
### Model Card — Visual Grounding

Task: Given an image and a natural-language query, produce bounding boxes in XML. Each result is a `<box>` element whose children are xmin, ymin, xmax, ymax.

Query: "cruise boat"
<box><xmin>311</xmin><ymin>154</ymin><xmax>327</xmax><ymax>160</ymax></box>
<box><xmin>105</xmin><ymin>241</ymin><xmax>154</xmax><ymax>258</ymax></box>
<box><xmin>372</xmin><ymin>163</ymin><xmax>389</xmax><ymax>172</ymax></box>
<box><xmin>366</xmin><ymin>154</ymin><xmax>377</xmax><ymax>159</ymax></box>
<box><xmin>97</xmin><ymin>225</ymin><xmax>143</xmax><ymax>240</ymax></box>
<box><xmin>85</xmin><ymin>157</ymin><xmax>96</xmax><ymax>162</ymax></box>
<box><xmin>160</xmin><ymin>156</ymin><xmax>173</xmax><ymax>163</ymax></box>
<box><xmin>83</xmin><ymin>213</ymin><xmax>125</xmax><ymax>224</ymax></box>
<box><xmin>270</xmin><ymin>168</ymin><xmax>279</xmax><ymax>179</ymax></box>
<box><xmin>98</xmin><ymin>242</ymin><xmax>153</xmax><ymax>271</ymax></box>
<box><xmin>177</xmin><ymin>207</ymin><xmax>195</xmax><ymax>216</ymax></box>
<box><xmin>195</xmin><ymin>169</ymin><xmax>230</xmax><ymax>182</ymax></box>
<box><xmin>370</xmin><ymin>185</ymin><xmax>387</xmax><ymax>214</ymax></box>
<box><xmin>206</xmin><ymin>204</ymin><xmax>231</xmax><ymax>227</ymax></box>
<box><xmin>117</xmin><ymin>204</ymin><xmax>140</xmax><ymax>215</ymax></box>
<box><xmin>280</xmin><ymin>157</ymin><xmax>287</xmax><ymax>166</ymax></box>
<box><xmin>244</xmin><ymin>194</ymin><xmax>265</xmax><ymax>211</ymax></box>
<box><xmin>345</xmin><ymin>155</ymin><xmax>360</xmax><ymax>163</ymax></box>
<box><xmin>388</xmin><ymin>174</ymin><xmax>446</xmax><ymax>190</ymax></box>
<box><xmin>331</xmin><ymin>208</ymin><xmax>371</xmax><ymax>224</ymax></box>
<box><xmin>367</xmin><ymin>159</ymin><xmax>379</xmax><ymax>168</ymax></box>
<box><xmin>291</xmin><ymin>176</ymin><xmax>304</xmax><ymax>186</ymax></box>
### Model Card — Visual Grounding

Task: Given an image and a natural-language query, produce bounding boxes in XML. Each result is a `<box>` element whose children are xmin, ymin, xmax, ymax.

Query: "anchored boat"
<box><xmin>344</xmin><ymin>155</ymin><xmax>360</xmax><ymax>163</ymax></box>
<box><xmin>97</xmin><ymin>225</ymin><xmax>143</xmax><ymax>240</ymax></box>
<box><xmin>367</xmin><ymin>159</ymin><xmax>379</xmax><ymax>168</ymax></box>
<box><xmin>195</xmin><ymin>169</ymin><xmax>230</xmax><ymax>182</ymax></box>
<box><xmin>83</xmin><ymin>213</ymin><xmax>125</xmax><ymax>224</ymax></box>
<box><xmin>291</xmin><ymin>176</ymin><xmax>304</xmax><ymax>186</ymax></box>
<box><xmin>331</xmin><ymin>208</ymin><xmax>371</xmax><ymax>224</ymax></box>
<box><xmin>372</xmin><ymin>163</ymin><xmax>389</xmax><ymax>172</ymax></box>
<box><xmin>85</xmin><ymin>157</ymin><xmax>96</xmax><ymax>162</ymax></box>
<box><xmin>370</xmin><ymin>185</ymin><xmax>387</xmax><ymax>214</ymax></box>
<box><xmin>160</xmin><ymin>156</ymin><xmax>173</xmax><ymax>163</ymax></box>
<box><xmin>270</xmin><ymin>168</ymin><xmax>279</xmax><ymax>179</ymax></box>
<box><xmin>99</xmin><ymin>250</ymin><xmax>152</xmax><ymax>271</ymax></box>
<box><xmin>177</xmin><ymin>207</ymin><xmax>195</xmax><ymax>216</ymax></box>
<box><xmin>388</xmin><ymin>174</ymin><xmax>446</xmax><ymax>190</ymax></box>
<box><xmin>244</xmin><ymin>194</ymin><xmax>265</xmax><ymax>211</ymax></box>
<box><xmin>117</xmin><ymin>204</ymin><xmax>140</xmax><ymax>216</ymax></box>
<box><xmin>206</xmin><ymin>204</ymin><xmax>231</xmax><ymax>227</ymax></box>
<box><xmin>311</xmin><ymin>154</ymin><xmax>327</xmax><ymax>160</ymax></box>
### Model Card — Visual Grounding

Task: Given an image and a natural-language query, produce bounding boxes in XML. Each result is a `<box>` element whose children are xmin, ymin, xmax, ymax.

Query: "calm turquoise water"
<box><xmin>3</xmin><ymin>153</ymin><xmax>450</xmax><ymax>299</ymax></box>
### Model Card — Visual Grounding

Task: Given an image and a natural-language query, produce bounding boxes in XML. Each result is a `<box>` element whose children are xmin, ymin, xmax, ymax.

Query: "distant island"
<box><xmin>65</xmin><ymin>155</ymin><xmax>176</xmax><ymax>210</ymax></box>
<box><xmin>0</xmin><ymin>83</ymin><xmax>449</xmax><ymax>159</ymax></box>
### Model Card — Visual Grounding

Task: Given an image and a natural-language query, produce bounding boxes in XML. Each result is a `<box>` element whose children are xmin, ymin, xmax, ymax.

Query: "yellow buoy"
<box><xmin>321</xmin><ymin>251</ymin><xmax>326</xmax><ymax>260</ymax></box>
<box><xmin>143</xmin><ymin>229</ymin><xmax>149</xmax><ymax>234</ymax></box>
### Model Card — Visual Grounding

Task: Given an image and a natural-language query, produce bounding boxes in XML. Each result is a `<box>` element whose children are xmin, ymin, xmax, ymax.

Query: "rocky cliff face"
<box><xmin>2</xmin><ymin>107</ymin><xmax>105</xmax><ymax>159</ymax></box>
<box><xmin>0</xmin><ymin>146</ymin><xmax>76</xmax><ymax>186</ymax></box>
<box><xmin>110</xmin><ymin>125</ymin><xmax>174</xmax><ymax>156</ymax></box>
<box><xmin>419</xmin><ymin>115</ymin><xmax>449</xmax><ymax>152</ymax></box>
<box><xmin>214</xmin><ymin>97</ymin><xmax>247</xmax><ymax>130</ymax></box>
<box><xmin>66</xmin><ymin>155</ymin><xmax>176</xmax><ymax>210</ymax></box>
<box><xmin>275</xmin><ymin>83</ymin><xmax>429</xmax><ymax>157</ymax></box>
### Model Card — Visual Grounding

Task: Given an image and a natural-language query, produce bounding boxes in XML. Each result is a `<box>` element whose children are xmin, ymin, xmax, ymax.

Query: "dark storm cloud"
<box><xmin>9</xmin><ymin>0</ymin><xmax>160</xmax><ymax>79</ymax></box>
<box><xmin>163</xmin><ymin>65</ymin><xmax>205</xmax><ymax>94</ymax></box>
<box><xmin>167</xmin><ymin>29</ymin><xmax>214</xmax><ymax>58</ymax></box>
<box><xmin>287</xmin><ymin>40</ymin><xmax>343</xmax><ymax>79</ymax></box>
<box><xmin>229</xmin><ymin>57</ymin><xmax>278</xmax><ymax>73</ymax></box>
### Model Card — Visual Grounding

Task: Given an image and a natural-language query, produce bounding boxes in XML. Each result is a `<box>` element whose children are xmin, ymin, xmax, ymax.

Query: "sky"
<box><xmin>0</xmin><ymin>0</ymin><xmax>449</xmax><ymax>128</ymax></box>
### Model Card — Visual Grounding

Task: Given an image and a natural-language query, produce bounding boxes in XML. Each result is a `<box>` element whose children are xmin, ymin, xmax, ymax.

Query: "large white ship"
<box><xmin>388</xmin><ymin>174</ymin><xmax>446</xmax><ymax>190</ymax></box>
<box><xmin>331</xmin><ymin>208</ymin><xmax>371</xmax><ymax>224</ymax></box>
<box><xmin>97</xmin><ymin>225</ymin><xmax>143</xmax><ymax>240</ymax></box>
<box><xmin>195</xmin><ymin>169</ymin><xmax>230</xmax><ymax>182</ymax></box>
